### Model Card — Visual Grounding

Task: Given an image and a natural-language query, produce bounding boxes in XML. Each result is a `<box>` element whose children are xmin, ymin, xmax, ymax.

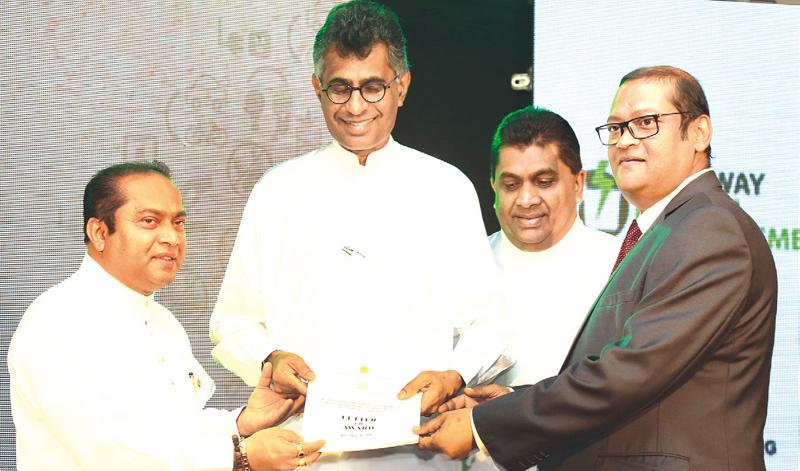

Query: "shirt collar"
<box><xmin>329</xmin><ymin>136</ymin><xmax>397</xmax><ymax>168</ymax></box>
<box><xmin>496</xmin><ymin>215</ymin><xmax>586</xmax><ymax>265</ymax></box>
<box><xmin>81</xmin><ymin>253</ymin><xmax>156</xmax><ymax>305</ymax></box>
<box><xmin>636</xmin><ymin>168</ymin><xmax>713</xmax><ymax>234</ymax></box>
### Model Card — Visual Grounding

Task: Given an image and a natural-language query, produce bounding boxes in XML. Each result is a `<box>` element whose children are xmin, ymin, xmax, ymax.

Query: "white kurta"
<box><xmin>466</xmin><ymin>217</ymin><xmax>620</xmax><ymax>471</ymax></box>
<box><xmin>489</xmin><ymin>217</ymin><xmax>619</xmax><ymax>386</ymax></box>
<box><xmin>9</xmin><ymin>255</ymin><xmax>238</xmax><ymax>471</ymax></box>
<box><xmin>210</xmin><ymin>138</ymin><xmax>506</xmax><ymax>470</ymax></box>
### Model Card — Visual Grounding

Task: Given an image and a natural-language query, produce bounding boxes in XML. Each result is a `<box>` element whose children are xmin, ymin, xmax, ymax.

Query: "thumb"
<box><xmin>465</xmin><ymin>386</ymin><xmax>493</xmax><ymax>399</ymax></box>
<box><xmin>399</xmin><ymin>373</ymin><xmax>430</xmax><ymax>399</ymax></box>
<box><xmin>291</xmin><ymin>358</ymin><xmax>316</xmax><ymax>382</ymax></box>
<box><xmin>413</xmin><ymin>413</ymin><xmax>444</xmax><ymax>436</ymax></box>
<box><xmin>256</xmin><ymin>362</ymin><xmax>274</xmax><ymax>389</ymax></box>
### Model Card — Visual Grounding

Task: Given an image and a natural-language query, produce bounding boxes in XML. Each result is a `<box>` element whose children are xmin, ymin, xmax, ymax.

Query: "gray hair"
<box><xmin>312</xmin><ymin>0</ymin><xmax>410</xmax><ymax>79</ymax></box>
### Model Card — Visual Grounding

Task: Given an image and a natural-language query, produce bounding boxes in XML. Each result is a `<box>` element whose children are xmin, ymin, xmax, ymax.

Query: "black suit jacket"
<box><xmin>473</xmin><ymin>172</ymin><xmax>777</xmax><ymax>471</ymax></box>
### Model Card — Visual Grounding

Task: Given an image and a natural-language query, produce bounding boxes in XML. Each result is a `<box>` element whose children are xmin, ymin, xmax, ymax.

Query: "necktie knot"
<box><xmin>611</xmin><ymin>220</ymin><xmax>642</xmax><ymax>274</ymax></box>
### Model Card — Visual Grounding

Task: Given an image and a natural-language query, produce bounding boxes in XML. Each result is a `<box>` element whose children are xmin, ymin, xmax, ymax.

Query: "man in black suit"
<box><xmin>415</xmin><ymin>66</ymin><xmax>778</xmax><ymax>471</ymax></box>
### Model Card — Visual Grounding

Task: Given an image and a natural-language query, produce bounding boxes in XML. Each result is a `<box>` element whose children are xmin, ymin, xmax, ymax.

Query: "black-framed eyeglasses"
<box><xmin>595</xmin><ymin>112</ymin><xmax>689</xmax><ymax>146</ymax></box>
<box><xmin>320</xmin><ymin>74</ymin><xmax>401</xmax><ymax>104</ymax></box>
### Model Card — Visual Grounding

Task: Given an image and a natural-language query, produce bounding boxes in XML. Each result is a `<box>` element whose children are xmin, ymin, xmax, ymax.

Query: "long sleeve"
<box><xmin>10</xmin><ymin>259</ymin><xmax>240</xmax><ymax>471</ymax></box>
<box><xmin>210</xmin><ymin>178</ymin><xmax>283</xmax><ymax>386</ymax></box>
<box><xmin>210</xmin><ymin>142</ymin><xmax>511</xmax><ymax>389</ymax></box>
<box><xmin>474</xmin><ymin>202</ymin><xmax>765</xmax><ymax>470</ymax></box>
<box><xmin>441</xmin><ymin>171</ymin><xmax>512</xmax><ymax>386</ymax></box>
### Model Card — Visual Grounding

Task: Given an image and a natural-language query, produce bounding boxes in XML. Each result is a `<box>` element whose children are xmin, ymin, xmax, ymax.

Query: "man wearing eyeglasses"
<box><xmin>415</xmin><ymin>66</ymin><xmax>777</xmax><ymax>471</ymax></box>
<box><xmin>210</xmin><ymin>1</ymin><xmax>506</xmax><ymax>469</ymax></box>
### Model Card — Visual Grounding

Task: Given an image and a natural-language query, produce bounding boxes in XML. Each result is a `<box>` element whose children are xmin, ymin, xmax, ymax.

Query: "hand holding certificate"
<box><xmin>301</xmin><ymin>372</ymin><xmax>422</xmax><ymax>453</ymax></box>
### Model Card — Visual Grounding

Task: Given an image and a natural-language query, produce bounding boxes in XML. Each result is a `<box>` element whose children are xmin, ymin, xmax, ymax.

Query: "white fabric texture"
<box><xmin>467</xmin><ymin>217</ymin><xmax>620</xmax><ymax>471</ymax></box>
<box><xmin>9</xmin><ymin>255</ymin><xmax>238</xmax><ymax>471</ymax></box>
<box><xmin>210</xmin><ymin>138</ymin><xmax>507</xmax><ymax>470</ymax></box>
<box><xmin>488</xmin><ymin>217</ymin><xmax>619</xmax><ymax>386</ymax></box>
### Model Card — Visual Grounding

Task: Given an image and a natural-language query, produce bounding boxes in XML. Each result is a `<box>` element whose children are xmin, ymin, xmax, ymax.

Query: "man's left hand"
<box><xmin>237</xmin><ymin>362</ymin><xmax>305</xmax><ymax>436</ymax></box>
<box><xmin>398</xmin><ymin>370</ymin><xmax>464</xmax><ymax>415</ymax></box>
<box><xmin>414</xmin><ymin>408</ymin><xmax>476</xmax><ymax>460</ymax></box>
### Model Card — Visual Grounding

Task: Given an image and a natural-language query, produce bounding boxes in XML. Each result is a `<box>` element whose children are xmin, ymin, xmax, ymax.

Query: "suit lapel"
<box><xmin>557</xmin><ymin>171</ymin><xmax>723</xmax><ymax>373</ymax></box>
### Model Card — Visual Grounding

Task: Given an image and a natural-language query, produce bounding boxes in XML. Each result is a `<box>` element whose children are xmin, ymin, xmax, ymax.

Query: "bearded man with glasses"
<box><xmin>210</xmin><ymin>2</ymin><xmax>508</xmax><ymax>469</ymax></box>
<box><xmin>416</xmin><ymin>66</ymin><xmax>777</xmax><ymax>471</ymax></box>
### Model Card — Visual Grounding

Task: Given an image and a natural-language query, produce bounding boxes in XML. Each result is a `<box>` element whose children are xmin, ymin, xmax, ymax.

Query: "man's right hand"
<box><xmin>437</xmin><ymin>384</ymin><xmax>511</xmax><ymax>413</ymax></box>
<box><xmin>266</xmin><ymin>350</ymin><xmax>316</xmax><ymax>397</ymax></box>
<box><xmin>247</xmin><ymin>428</ymin><xmax>325</xmax><ymax>471</ymax></box>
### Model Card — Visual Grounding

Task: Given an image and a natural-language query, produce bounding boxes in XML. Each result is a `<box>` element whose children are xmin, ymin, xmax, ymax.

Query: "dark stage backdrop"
<box><xmin>381</xmin><ymin>0</ymin><xmax>534</xmax><ymax>234</ymax></box>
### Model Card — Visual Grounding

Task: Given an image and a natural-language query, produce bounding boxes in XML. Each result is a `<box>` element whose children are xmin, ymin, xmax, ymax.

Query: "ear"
<box><xmin>397</xmin><ymin>71</ymin><xmax>411</xmax><ymax>106</ymax></box>
<box><xmin>86</xmin><ymin>217</ymin><xmax>108</xmax><ymax>252</ymax></box>
<box><xmin>574</xmin><ymin>170</ymin><xmax>586</xmax><ymax>202</ymax></box>
<box><xmin>311</xmin><ymin>73</ymin><xmax>322</xmax><ymax>101</ymax></box>
<box><xmin>692</xmin><ymin>114</ymin><xmax>712</xmax><ymax>154</ymax></box>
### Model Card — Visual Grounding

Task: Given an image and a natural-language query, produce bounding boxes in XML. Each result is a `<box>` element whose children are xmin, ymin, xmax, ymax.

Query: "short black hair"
<box><xmin>490</xmin><ymin>106</ymin><xmax>582</xmax><ymax>180</ymax></box>
<box><xmin>83</xmin><ymin>161</ymin><xmax>171</xmax><ymax>243</ymax></box>
<box><xmin>620</xmin><ymin>65</ymin><xmax>711</xmax><ymax>159</ymax></box>
<box><xmin>313</xmin><ymin>0</ymin><xmax>409</xmax><ymax>78</ymax></box>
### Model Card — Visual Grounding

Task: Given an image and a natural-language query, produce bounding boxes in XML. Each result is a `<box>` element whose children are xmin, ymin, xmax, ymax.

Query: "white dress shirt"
<box><xmin>469</xmin><ymin>216</ymin><xmax>620</xmax><ymax>471</ymax></box>
<box><xmin>489</xmin><ymin>216</ymin><xmax>620</xmax><ymax>387</ymax></box>
<box><xmin>210</xmin><ymin>138</ymin><xmax>507</xmax><ymax>470</ymax></box>
<box><xmin>9</xmin><ymin>255</ymin><xmax>238</xmax><ymax>471</ymax></box>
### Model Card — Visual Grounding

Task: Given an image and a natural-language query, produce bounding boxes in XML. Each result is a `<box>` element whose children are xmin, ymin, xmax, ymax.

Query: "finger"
<box><xmin>303</xmin><ymin>451</ymin><xmax>324</xmax><ymax>466</ymax></box>
<box><xmin>288</xmin><ymin>395</ymin><xmax>306</xmax><ymax>416</ymax></box>
<box><xmin>289</xmin><ymin>356</ymin><xmax>316</xmax><ymax>383</ymax></box>
<box><xmin>469</xmin><ymin>384</ymin><xmax>510</xmax><ymax>401</ymax></box>
<box><xmin>256</xmin><ymin>362</ymin><xmax>274</xmax><ymax>389</ymax></box>
<box><xmin>420</xmin><ymin>387</ymin><xmax>443</xmax><ymax>415</ymax></box>
<box><xmin>413</xmin><ymin>413</ymin><xmax>444</xmax><ymax>436</ymax></box>
<box><xmin>398</xmin><ymin>372</ymin><xmax>431</xmax><ymax>399</ymax></box>
<box><xmin>417</xmin><ymin>434</ymin><xmax>437</xmax><ymax>452</ymax></box>
<box><xmin>438</xmin><ymin>395</ymin><xmax>465</xmax><ymax>413</ymax></box>
<box><xmin>302</xmin><ymin>439</ymin><xmax>326</xmax><ymax>454</ymax></box>
<box><xmin>465</xmin><ymin>386</ymin><xmax>491</xmax><ymax>396</ymax></box>
<box><xmin>273</xmin><ymin>370</ymin><xmax>308</xmax><ymax>396</ymax></box>
<box><xmin>465</xmin><ymin>386</ymin><xmax>496</xmax><ymax>400</ymax></box>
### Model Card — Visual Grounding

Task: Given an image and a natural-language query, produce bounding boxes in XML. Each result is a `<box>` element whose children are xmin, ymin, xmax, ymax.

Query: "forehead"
<box><xmin>117</xmin><ymin>173</ymin><xmax>183</xmax><ymax>212</ymax></box>
<box><xmin>320</xmin><ymin>42</ymin><xmax>394</xmax><ymax>82</ymax></box>
<box><xmin>496</xmin><ymin>142</ymin><xmax>568</xmax><ymax>177</ymax></box>
<box><xmin>609</xmin><ymin>79</ymin><xmax>675</xmax><ymax>120</ymax></box>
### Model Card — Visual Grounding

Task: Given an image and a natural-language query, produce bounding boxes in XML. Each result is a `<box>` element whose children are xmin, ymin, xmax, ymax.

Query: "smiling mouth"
<box><xmin>514</xmin><ymin>215</ymin><xmax>545</xmax><ymax>227</ymax></box>
<box><xmin>619</xmin><ymin>157</ymin><xmax>645</xmax><ymax>165</ymax></box>
<box><xmin>343</xmin><ymin>117</ymin><xmax>375</xmax><ymax>131</ymax></box>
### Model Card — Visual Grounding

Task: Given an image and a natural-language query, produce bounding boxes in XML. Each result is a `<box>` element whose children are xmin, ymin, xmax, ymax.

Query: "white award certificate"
<box><xmin>301</xmin><ymin>372</ymin><xmax>421</xmax><ymax>452</ymax></box>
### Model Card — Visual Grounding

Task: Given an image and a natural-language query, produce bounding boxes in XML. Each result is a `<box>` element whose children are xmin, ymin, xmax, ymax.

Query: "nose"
<box><xmin>344</xmin><ymin>88</ymin><xmax>369</xmax><ymax>115</ymax></box>
<box><xmin>517</xmin><ymin>183</ymin><xmax>541</xmax><ymax>208</ymax></box>
<box><xmin>615</xmin><ymin>124</ymin><xmax>639</xmax><ymax>149</ymax></box>
<box><xmin>159</xmin><ymin>223</ymin><xmax>181</xmax><ymax>246</ymax></box>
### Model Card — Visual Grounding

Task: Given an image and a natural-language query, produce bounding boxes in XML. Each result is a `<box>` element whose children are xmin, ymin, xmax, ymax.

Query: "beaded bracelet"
<box><xmin>232</xmin><ymin>434</ymin><xmax>252</xmax><ymax>471</ymax></box>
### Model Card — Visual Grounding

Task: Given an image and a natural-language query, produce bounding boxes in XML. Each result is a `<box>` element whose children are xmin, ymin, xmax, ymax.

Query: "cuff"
<box><xmin>470</xmin><ymin>408</ymin><xmax>489</xmax><ymax>454</ymax></box>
